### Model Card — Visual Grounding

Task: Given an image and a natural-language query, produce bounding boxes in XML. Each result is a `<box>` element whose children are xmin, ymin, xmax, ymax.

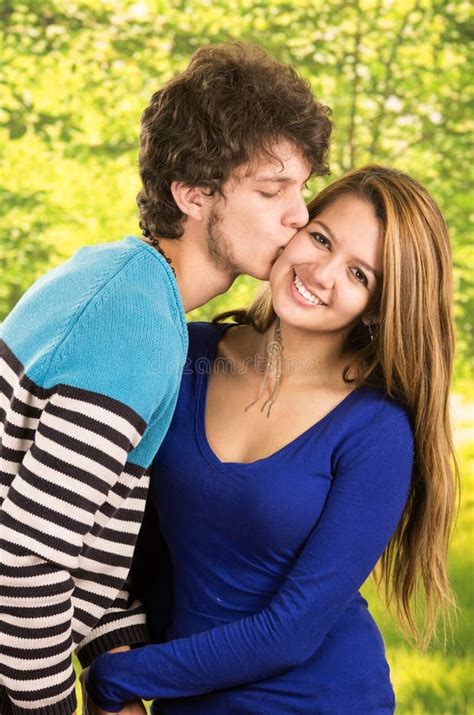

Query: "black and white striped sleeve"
<box><xmin>0</xmin><ymin>380</ymin><xmax>147</xmax><ymax>715</ymax></box>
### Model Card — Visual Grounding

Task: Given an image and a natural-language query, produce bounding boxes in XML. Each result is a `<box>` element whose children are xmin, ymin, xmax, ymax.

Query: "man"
<box><xmin>0</xmin><ymin>42</ymin><xmax>331</xmax><ymax>715</ymax></box>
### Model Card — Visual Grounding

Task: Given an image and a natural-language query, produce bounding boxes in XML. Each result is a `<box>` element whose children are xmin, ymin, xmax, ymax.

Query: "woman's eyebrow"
<box><xmin>313</xmin><ymin>219</ymin><xmax>337</xmax><ymax>241</ymax></box>
<box><xmin>355</xmin><ymin>258</ymin><xmax>379</xmax><ymax>281</ymax></box>
<box><xmin>312</xmin><ymin>220</ymin><xmax>380</xmax><ymax>281</ymax></box>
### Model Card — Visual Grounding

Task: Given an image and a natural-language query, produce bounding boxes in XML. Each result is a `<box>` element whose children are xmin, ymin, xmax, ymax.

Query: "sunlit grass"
<box><xmin>75</xmin><ymin>393</ymin><xmax>473</xmax><ymax>713</ymax></box>
<box><xmin>389</xmin><ymin>650</ymin><xmax>471</xmax><ymax>713</ymax></box>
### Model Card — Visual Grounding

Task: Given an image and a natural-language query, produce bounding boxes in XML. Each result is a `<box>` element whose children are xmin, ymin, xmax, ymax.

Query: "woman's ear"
<box><xmin>170</xmin><ymin>181</ymin><xmax>212</xmax><ymax>222</ymax></box>
<box><xmin>361</xmin><ymin>312</ymin><xmax>380</xmax><ymax>327</ymax></box>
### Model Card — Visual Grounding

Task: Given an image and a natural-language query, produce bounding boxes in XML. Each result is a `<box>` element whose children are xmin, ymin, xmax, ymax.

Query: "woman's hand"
<box><xmin>80</xmin><ymin>646</ymin><xmax>146</xmax><ymax>715</ymax></box>
<box><xmin>80</xmin><ymin>666</ymin><xmax>146</xmax><ymax>715</ymax></box>
<box><xmin>83</xmin><ymin>696</ymin><xmax>146</xmax><ymax>715</ymax></box>
<box><xmin>80</xmin><ymin>667</ymin><xmax>103</xmax><ymax>715</ymax></box>
<box><xmin>83</xmin><ymin>699</ymin><xmax>146</xmax><ymax>715</ymax></box>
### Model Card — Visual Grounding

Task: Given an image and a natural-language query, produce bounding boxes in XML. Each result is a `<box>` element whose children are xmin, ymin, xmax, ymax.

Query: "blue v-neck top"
<box><xmin>87</xmin><ymin>321</ymin><xmax>414</xmax><ymax>714</ymax></box>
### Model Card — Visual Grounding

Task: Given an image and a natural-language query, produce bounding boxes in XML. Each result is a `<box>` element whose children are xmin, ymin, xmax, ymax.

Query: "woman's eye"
<box><xmin>351</xmin><ymin>267</ymin><xmax>368</xmax><ymax>286</ymax></box>
<box><xmin>309</xmin><ymin>231</ymin><xmax>330</xmax><ymax>247</ymax></box>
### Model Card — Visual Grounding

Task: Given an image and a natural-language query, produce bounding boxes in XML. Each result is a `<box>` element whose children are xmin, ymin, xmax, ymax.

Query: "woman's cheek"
<box><xmin>269</xmin><ymin>257</ymin><xmax>289</xmax><ymax>288</ymax></box>
<box><xmin>345</xmin><ymin>287</ymin><xmax>370</xmax><ymax>321</ymax></box>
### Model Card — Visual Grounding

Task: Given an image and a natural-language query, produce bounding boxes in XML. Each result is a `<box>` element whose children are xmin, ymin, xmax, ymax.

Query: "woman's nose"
<box><xmin>308</xmin><ymin>258</ymin><xmax>336</xmax><ymax>290</ymax></box>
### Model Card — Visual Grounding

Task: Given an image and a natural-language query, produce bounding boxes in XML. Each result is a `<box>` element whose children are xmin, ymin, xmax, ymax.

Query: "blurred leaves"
<box><xmin>0</xmin><ymin>188</ymin><xmax>60</xmax><ymax>315</ymax></box>
<box><xmin>1</xmin><ymin>0</ymin><xmax>472</xmax><ymax>376</ymax></box>
<box><xmin>2</xmin><ymin>4</ymin><xmax>472</xmax><ymax>709</ymax></box>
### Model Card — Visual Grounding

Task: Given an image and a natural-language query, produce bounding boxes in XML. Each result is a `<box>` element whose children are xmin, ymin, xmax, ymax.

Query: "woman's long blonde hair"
<box><xmin>215</xmin><ymin>165</ymin><xmax>459</xmax><ymax>648</ymax></box>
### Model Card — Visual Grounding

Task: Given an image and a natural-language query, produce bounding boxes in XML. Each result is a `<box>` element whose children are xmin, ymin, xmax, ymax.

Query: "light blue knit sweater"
<box><xmin>0</xmin><ymin>236</ymin><xmax>188</xmax><ymax>715</ymax></box>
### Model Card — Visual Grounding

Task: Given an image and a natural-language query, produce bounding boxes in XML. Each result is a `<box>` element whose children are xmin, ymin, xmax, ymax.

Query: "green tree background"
<box><xmin>1</xmin><ymin>1</ymin><xmax>472</xmax><ymax>712</ymax></box>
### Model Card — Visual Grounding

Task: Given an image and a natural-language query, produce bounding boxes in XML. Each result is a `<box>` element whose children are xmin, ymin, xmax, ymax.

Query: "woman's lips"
<box><xmin>289</xmin><ymin>271</ymin><xmax>327</xmax><ymax>308</ymax></box>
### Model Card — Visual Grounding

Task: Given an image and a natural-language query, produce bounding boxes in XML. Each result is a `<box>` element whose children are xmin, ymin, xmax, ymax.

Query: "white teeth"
<box><xmin>293</xmin><ymin>275</ymin><xmax>324</xmax><ymax>305</ymax></box>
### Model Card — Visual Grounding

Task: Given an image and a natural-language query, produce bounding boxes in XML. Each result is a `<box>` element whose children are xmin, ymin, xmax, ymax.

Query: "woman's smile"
<box><xmin>290</xmin><ymin>271</ymin><xmax>327</xmax><ymax>307</ymax></box>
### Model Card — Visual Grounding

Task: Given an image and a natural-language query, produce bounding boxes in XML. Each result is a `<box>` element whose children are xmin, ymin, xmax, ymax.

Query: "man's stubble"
<box><xmin>206</xmin><ymin>205</ymin><xmax>240</xmax><ymax>277</ymax></box>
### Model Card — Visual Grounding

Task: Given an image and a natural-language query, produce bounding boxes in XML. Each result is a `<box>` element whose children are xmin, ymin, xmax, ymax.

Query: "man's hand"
<box><xmin>115</xmin><ymin>700</ymin><xmax>147</xmax><ymax>715</ymax></box>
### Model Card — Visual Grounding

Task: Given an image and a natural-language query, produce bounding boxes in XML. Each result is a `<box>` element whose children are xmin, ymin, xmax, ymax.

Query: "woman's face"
<box><xmin>269</xmin><ymin>194</ymin><xmax>383</xmax><ymax>335</ymax></box>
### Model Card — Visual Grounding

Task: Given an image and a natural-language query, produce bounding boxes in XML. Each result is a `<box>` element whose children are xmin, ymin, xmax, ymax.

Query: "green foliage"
<box><xmin>0</xmin><ymin>187</ymin><xmax>64</xmax><ymax>315</ymax></box>
<box><xmin>1</xmin><ymin>0</ymin><xmax>472</xmax><ymax>376</ymax></box>
<box><xmin>2</xmin><ymin>5</ymin><xmax>473</xmax><ymax>706</ymax></box>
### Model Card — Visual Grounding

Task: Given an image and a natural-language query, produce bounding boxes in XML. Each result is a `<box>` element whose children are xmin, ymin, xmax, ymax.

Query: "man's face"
<box><xmin>205</xmin><ymin>140</ymin><xmax>311</xmax><ymax>280</ymax></box>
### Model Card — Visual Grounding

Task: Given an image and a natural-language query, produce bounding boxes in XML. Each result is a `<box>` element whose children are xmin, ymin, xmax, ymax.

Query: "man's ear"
<box><xmin>170</xmin><ymin>182</ymin><xmax>212</xmax><ymax>221</ymax></box>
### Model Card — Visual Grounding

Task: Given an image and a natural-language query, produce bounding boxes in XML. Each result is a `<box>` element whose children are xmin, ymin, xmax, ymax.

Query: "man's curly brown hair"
<box><xmin>137</xmin><ymin>42</ymin><xmax>332</xmax><ymax>239</ymax></box>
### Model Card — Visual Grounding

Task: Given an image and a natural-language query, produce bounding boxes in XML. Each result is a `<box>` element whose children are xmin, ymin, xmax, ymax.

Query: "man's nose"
<box><xmin>283</xmin><ymin>193</ymin><xmax>309</xmax><ymax>230</ymax></box>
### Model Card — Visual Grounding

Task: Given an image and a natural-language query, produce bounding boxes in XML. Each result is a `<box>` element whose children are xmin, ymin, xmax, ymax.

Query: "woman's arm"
<box><xmin>86</xmin><ymin>399</ymin><xmax>414</xmax><ymax>711</ymax></box>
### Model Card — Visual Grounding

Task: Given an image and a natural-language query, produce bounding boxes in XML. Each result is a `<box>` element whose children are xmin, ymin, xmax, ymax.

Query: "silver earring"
<box><xmin>368</xmin><ymin>324</ymin><xmax>375</xmax><ymax>342</ymax></box>
<box><xmin>244</xmin><ymin>318</ymin><xmax>283</xmax><ymax>418</ymax></box>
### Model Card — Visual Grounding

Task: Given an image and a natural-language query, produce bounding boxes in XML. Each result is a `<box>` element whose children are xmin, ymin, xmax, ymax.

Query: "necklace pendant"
<box><xmin>142</xmin><ymin>229</ymin><xmax>177</xmax><ymax>278</ymax></box>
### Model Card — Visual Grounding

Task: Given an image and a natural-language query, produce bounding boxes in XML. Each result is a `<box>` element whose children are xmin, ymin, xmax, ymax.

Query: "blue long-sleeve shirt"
<box><xmin>87</xmin><ymin>321</ymin><xmax>414</xmax><ymax>714</ymax></box>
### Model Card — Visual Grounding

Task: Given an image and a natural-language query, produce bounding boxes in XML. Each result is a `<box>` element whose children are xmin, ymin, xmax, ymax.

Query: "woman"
<box><xmin>86</xmin><ymin>166</ymin><xmax>458</xmax><ymax>714</ymax></box>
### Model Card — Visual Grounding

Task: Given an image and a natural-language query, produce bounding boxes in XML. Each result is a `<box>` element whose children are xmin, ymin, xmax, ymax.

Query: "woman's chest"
<box><xmin>153</xmin><ymin>392</ymin><xmax>334</xmax><ymax>555</ymax></box>
<box><xmin>204</xmin><ymin>370</ymin><xmax>349</xmax><ymax>464</ymax></box>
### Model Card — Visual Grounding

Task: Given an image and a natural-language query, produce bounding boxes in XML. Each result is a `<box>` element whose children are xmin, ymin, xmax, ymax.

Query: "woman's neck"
<box><xmin>255</xmin><ymin>320</ymin><xmax>351</xmax><ymax>389</ymax></box>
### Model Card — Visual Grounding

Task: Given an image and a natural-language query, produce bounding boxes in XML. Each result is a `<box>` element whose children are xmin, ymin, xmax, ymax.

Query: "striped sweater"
<box><xmin>0</xmin><ymin>237</ymin><xmax>188</xmax><ymax>715</ymax></box>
